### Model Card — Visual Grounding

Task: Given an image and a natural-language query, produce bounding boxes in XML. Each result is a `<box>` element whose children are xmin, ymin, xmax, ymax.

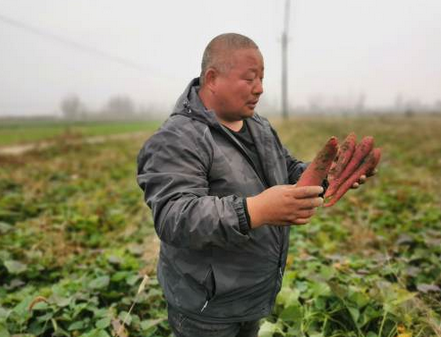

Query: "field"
<box><xmin>0</xmin><ymin>120</ymin><xmax>161</xmax><ymax>146</ymax></box>
<box><xmin>0</xmin><ymin>115</ymin><xmax>440</xmax><ymax>337</ymax></box>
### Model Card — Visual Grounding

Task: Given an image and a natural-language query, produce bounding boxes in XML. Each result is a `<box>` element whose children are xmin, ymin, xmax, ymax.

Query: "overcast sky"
<box><xmin>1</xmin><ymin>0</ymin><xmax>440</xmax><ymax>116</ymax></box>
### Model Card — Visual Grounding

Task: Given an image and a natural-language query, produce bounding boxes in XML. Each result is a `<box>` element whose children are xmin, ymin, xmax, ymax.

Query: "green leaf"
<box><xmin>118</xmin><ymin>311</ymin><xmax>132</xmax><ymax>325</ymax></box>
<box><xmin>128</xmin><ymin>244</ymin><xmax>145</xmax><ymax>256</ymax></box>
<box><xmin>276</xmin><ymin>287</ymin><xmax>299</xmax><ymax>308</ymax></box>
<box><xmin>50</xmin><ymin>295</ymin><xmax>71</xmax><ymax>308</ymax></box>
<box><xmin>92</xmin><ymin>308</ymin><xmax>109</xmax><ymax>319</ymax></box>
<box><xmin>95</xmin><ymin>317</ymin><xmax>111</xmax><ymax>329</ymax></box>
<box><xmin>360</xmin><ymin>305</ymin><xmax>382</xmax><ymax>327</ymax></box>
<box><xmin>4</xmin><ymin>260</ymin><xmax>27</xmax><ymax>274</ymax></box>
<box><xmin>36</xmin><ymin>311</ymin><xmax>54</xmax><ymax>322</ymax></box>
<box><xmin>27</xmin><ymin>320</ymin><xmax>48</xmax><ymax>336</ymax></box>
<box><xmin>0</xmin><ymin>307</ymin><xmax>9</xmax><ymax>320</ymax></box>
<box><xmin>319</xmin><ymin>265</ymin><xmax>335</xmax><ymax>281</ymax></box>
<box><xmin>259</xmin><ymin>321</ymin><xmax>277</xmax><ymax>337</ymax></box>
<box><xmin>391</xmin><ymin>289</ymin><xmax>416</xmax><ymax>306</ymax></box>
<box><xmin>279</xmin><ymin>303</ymin><xmax>303</xmax><ymax>322</ymax></box>
<box><xmin>0</xmin><ymin>323</ymin><xmax>10</xmax><ymax>337</ymax></box>
<box><xmin>80</xmin><ymin>329</ymin><xmax>111</xmax><ymax>337</ymax></box>
<box><xmin>0</xmin><ymin>222</ymin><xmax>12</xmax><ymax>234</ymax></box>
<box><xmin>0</xmin><ymin>250</ymin><xmax>11</xmax><ymax>261</ymax></box>
<box><xmin>314</xmin><ymin>296</ymin><xmax>327</xmax><ymax>310</ymax></box>
<box><xmin>348</xmin><ymin>288</ymin><xmax>370</xmax><ymax>307</ymax></box>
<box><xmin>88</xmin><ymin>276</ymin><xmax>110</xmax><ymax>290</ymax></box>
<box><xmin>111</xmin><ymin>271</ymin><xmax>129</xmax><ymax>282</ymax></box>
<box><xmin>310</xmin><ymin>333</ymin><xmax>324</xmax><ymax>337</ymax></box>
<box><xmin>328</xmin><ymin>281</ymin><xmax>348</xmax><ymax>298</ymax></box>
<box><xmin>12</xmin><ymin>296</ymin><xmax>33</xmax><ymax>318</ymax></box>
<box><xmin>68</xmin><ymin>320</ymin><xmax>88</xmax><ymax>331</ymax></box>
<box><xmin>140</xmin><ymin>318</ymin><xmax>165</xmax><ymax>331</ymax></box>
<box><xmin>107</xmin><ymin>255</ymin><xmax>122</xmax><ymax>265</ymax></box>
<box><xmin>126</xmin><ymin>274</ymin><xmax>141</xmax><ymax>286</ymax></box>
<box><xmin>310</xmin><ymin>281</ymin><xmax>331</xmax><ymax>297</ymax></box>
<box><xmin>71</xmin><ymin>302</ymin><xmax>88</xmax><ymax>317</ymax></box>
<box><xmin>348</xmin><ymin>306</ymin><xmax>360</xmax><ymax>324</ymax></box>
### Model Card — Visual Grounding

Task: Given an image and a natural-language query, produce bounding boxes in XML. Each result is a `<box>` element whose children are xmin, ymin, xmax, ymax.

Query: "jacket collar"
<box><xmin>172</xmin><ymin>78</ymin><xmax>279</xmax><ymax>187</ymax></box>
<box><xmin>171</xmin><ymin>78</ymin><xmax>219</xmax><ymax>128</ymax></box>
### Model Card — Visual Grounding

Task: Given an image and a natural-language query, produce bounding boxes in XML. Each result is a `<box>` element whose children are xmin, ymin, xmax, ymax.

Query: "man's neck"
<box><xmin>198</xmin><ymin>86</ymin><xmax>244</xmax><ymax>132</ymax></box>
<box><xmin>220</xmin><ymin>119</ymin><xmax>243</xmax><ymax>132</ymax></box>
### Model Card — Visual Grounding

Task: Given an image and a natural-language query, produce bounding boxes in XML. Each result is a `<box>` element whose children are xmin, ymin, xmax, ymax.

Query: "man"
<box><xmin>137</xmin><ymin>33</ymin><xmax>367</xmax><ymax>337</ymax></box>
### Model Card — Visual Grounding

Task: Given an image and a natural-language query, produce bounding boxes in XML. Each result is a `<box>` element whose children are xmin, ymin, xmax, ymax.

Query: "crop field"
<box><xmin>0</xmin><ymin>120</ymin><xmax>161</xmax><ymax>146</ymax></box>
<box><xmin>0</xmin><ymin>114</ymin><xmax>440</xmax><ymax>337</ymax></box>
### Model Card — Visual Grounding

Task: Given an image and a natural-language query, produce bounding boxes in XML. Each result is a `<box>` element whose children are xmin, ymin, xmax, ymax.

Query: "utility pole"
<box><xmin>281</xmin><ymin>0</ymin><xmax>290</xmax><ymax>119</ymax></box>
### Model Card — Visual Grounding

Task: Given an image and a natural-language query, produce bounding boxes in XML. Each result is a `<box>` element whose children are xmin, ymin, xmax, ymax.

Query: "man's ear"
<box><xmin>204</xmin><ymin>68</ymin><xmax>218</xmax><ymax>93</ymax></box>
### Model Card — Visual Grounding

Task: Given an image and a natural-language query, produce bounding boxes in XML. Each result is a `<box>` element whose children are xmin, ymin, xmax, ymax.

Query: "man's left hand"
<box><xmin>350</xmin><ymin>169</ymin><xmax>378</xmax><ymax>189</ymax></box>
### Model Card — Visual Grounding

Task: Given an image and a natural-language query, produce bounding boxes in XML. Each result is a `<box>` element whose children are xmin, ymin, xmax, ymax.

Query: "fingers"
<box><xmin>291</xmin><ymin>185</ymin><xmax>324</xmax><ymax>199</ymax></box>
<box><xmin>279</xmin><ymin>218</ymin><xmax>312</xmax><ymax>226</ymax></box>
<box><xmin>296</xmin><ymin>197</ymin><xmax>324</xmax><ymax>209</ymax></box>
<box><xmin>351</xmin><ymin>175</ymin><xmax>368</xmax><ymax>189</ymax></box>
<box><xmin>367</xmin><ymin>168</ymin><xmax>378</xmax><ymax>177</ymax></box>
<box><xmin>263</xmin><ymin>185</ymin><xmax>325</xmax><ymax>228</ymax></box>
<box><xmin>296</xmin><ymin>209</ymin><xmax>316</xmax><ymax>218</ymax></box>
<box><xmin>286</xmin><ymin>209</ymin><xmax>316</xmax><ymax>225</ymax></box>
<box><xmin>292</xmin><ymin>218</ymin><xmax>311</xmax><ymax>225</ymax></box>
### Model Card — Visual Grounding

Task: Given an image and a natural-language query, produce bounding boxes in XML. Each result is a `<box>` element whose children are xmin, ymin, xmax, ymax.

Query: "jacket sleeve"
<box><xmin>136</xmin><ymin>122</ymin><xmax>250</xmax><ymax>250</ymax></box>
<box><xmin>269</xmin><ymin>126</ymin><xmax>307</xmax><ymax>184</ymax></box>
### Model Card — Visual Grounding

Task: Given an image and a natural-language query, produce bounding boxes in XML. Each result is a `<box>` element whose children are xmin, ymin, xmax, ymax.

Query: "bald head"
<box><xmin>200</xmin><ymin>33</ymin><xmax>259</xmax><ymax>86</ymax></box>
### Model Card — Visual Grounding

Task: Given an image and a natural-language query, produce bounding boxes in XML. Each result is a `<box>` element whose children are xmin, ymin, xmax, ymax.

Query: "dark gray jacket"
<box><xmin>137</xmin><ymin>78</ymin><xmax>307</xmax><ymax>323</ymax></box>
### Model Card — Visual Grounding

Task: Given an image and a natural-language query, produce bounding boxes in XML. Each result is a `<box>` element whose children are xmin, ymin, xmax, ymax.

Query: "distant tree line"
<box><xmin>60</xmin><ymin>94</ymin><xmax>159</xmax><ymax>121</ymax></box>
<box><xmin>60</xmin><ymin>93</ymin><xmax>441</xmax><ymax>120</ymax></box>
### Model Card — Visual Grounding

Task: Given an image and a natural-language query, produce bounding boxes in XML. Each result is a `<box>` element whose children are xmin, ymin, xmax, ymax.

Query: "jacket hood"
<box><xmin>171</xmin><ymin>77</ymin><xmax>220</xmax><ymax>128</ymax></box>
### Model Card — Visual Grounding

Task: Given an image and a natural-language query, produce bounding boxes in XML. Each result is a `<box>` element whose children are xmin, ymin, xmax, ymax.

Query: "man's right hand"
<box><xmin>246</xmin><ymin>185</ymin><xmax>324</xmax><ymax>229</ymax></box>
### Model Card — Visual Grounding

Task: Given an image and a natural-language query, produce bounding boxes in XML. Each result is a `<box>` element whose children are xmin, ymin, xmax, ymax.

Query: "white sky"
<box><xmin>0</xmin><ymin>0</ymin><xmax>440</xmax><ymax>116</ymax></box>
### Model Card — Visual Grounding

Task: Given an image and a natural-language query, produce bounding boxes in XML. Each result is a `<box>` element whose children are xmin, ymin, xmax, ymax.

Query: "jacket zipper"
<box><xmin>219</xmin><ymin>124</ymin><xmax>268</xmax><ymax>188</ymax></box>
<box><xmin>221</xmin><ymin>124</ymin><xmax>285</xmax><ymax>311</ymax></box>
<box><xmin>200</xmin><ymin>300</ymin><xmax>209</xmax><ymax>312</ymax></box>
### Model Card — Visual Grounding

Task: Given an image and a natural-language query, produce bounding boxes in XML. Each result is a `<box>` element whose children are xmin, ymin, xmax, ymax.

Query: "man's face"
<box><xmin>212</xmin><ymin>48</ymin><xmax>264</xmax><ymax>121</ymax></box>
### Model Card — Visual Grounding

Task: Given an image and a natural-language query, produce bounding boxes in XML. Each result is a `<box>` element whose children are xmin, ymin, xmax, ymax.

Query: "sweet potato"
<box><xmin>328</xmin><ymin>132</ymin><xmax>357</xmax><ymax>182</ymax></box>
<box><xmin>366</xmin><ymin>147</ymin><xmax>381</xmax><ymax>176</ymax></box>
<box><xmin>324</xmin><ymin>148</ymin><xmax>381</xmax><ymax>207</ymax></box>
<box><xmin>325</xmin><ymin>136</ymin><xmax>374</xmax><ymax>197</ymax></box>
<box><xmin>297</xmin><ymin>137</ymin><xmax>338</xmax><ymax>187</ymax></box>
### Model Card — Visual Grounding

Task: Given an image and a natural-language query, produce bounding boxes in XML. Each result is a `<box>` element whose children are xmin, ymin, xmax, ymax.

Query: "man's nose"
<box><xmin>253</xmin><ymin>79</ymin><xmax>264</xmax><ymax>95</ymax></box>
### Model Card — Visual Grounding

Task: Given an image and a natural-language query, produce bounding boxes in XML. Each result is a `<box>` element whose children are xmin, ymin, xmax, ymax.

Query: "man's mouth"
<box><xmin>247</xmin><ymin>100</ymin><xmax>259</xmax><ymax>108</ymax></box>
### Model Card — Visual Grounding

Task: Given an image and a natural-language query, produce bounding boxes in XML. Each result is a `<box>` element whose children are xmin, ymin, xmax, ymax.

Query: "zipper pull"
<box><xmin>200</xmin><ymin>300</ymin><xmax>208</xmax><ymax>312</ymax></box>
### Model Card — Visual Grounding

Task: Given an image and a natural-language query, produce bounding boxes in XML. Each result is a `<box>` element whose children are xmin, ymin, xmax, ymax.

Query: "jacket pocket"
<box><xmin>200</xmin><ymin>264</ymin><xmax>217</xmax><ymax>312</ymax></box>
<box><xmin>202</xmin><ymin>264</ymin><xmax>216</xmax><ymax>301</ymax></box>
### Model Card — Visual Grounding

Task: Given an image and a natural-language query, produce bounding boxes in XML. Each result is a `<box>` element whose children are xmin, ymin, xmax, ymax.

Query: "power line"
<box><xmin>0</xmin><ymin>13</ymin><xmax>153</xmax><ymax>74</ymax></box>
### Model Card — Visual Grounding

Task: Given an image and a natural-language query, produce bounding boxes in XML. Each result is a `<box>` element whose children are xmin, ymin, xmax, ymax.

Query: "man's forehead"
<box><xmin>228</xmin><ymin>49</ymin><xmax>264</xmax><ymax>68</ymax></box>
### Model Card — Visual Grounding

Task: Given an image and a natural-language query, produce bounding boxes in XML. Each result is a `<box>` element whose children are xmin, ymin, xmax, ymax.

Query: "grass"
<box><xmin>0</xmin><ymin>114</ymin><xmax>440</xmax><ymax>337</ymax></box>
<box><xmin>0</xmin><ymin>120</ymin><xmax>161</xmax><ymax>146</ymax></box>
